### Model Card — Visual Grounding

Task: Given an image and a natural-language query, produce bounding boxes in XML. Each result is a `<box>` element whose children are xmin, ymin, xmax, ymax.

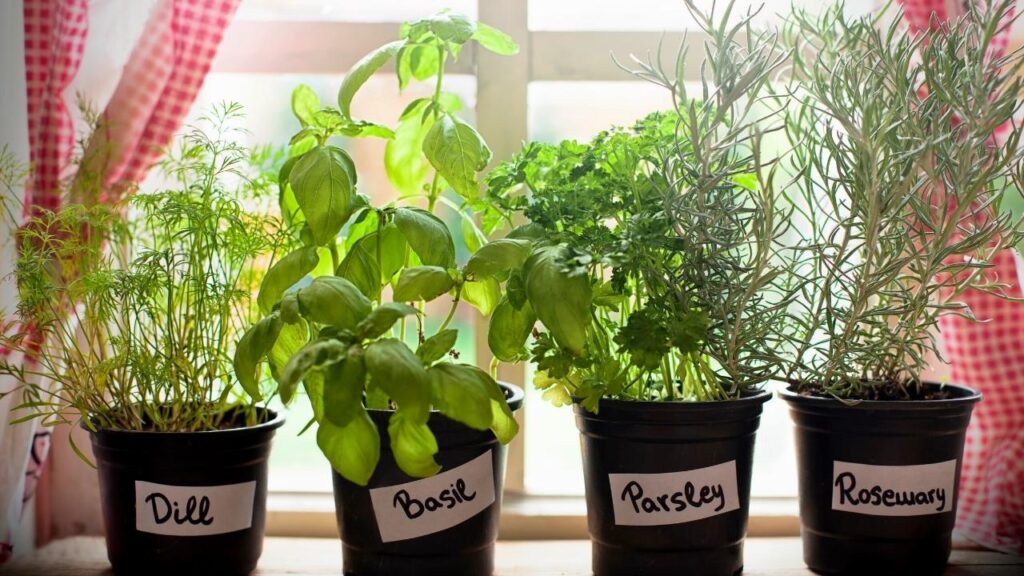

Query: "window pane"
<box><xmin>238</xmin><ymin>0</ymin><xmax>476</xmax><ymax>22</ymax></box>
<box><xmin>528</xmin><ymin>0</ymin><xmax>872</xmax><ymax>31</ymax></box>
<box><xmin>524</xmin><ymin>81</ymin><xmax>798</xmax><ymax>497</ymax></box>
<box><xmin>175</xmin><ymin>72</ymin><xmax>477</xmax><ymax>492</ymax></box>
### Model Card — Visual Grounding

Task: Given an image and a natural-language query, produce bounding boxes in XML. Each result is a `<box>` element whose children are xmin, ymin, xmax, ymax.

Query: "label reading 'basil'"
<box><xmin>608</xmin><ymin>461</ymin><xmax>740</xmax><ymax>526</ymax></box>
<box><xmin>369</xmin><ymin>451</ymin><xmax>495</xmax><ymax>543</ymax></box>
<box><xmin>831</xmin><ymin>460</ymin><xmax>957</xmax><ymax>516</ymax></box>
<box><xmin>135</xmin><ymin>480</ymin><xmax>256</xmax><ymax>536</ymax></box>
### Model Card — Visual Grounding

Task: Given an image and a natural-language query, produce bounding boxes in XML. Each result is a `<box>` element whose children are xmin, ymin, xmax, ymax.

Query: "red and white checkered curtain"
<box><xmin>900</xmin><ymin>0</ymin><xmax>1024</xmax><ymax>555</ymax></box>
<box><xmin>0</xmin><ymin>0</ymin><xmax>239</xmax><ymax>562</ymax></box>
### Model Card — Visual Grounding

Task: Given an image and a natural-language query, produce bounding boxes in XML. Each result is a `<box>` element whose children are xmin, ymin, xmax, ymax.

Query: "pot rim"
<box><xmin>578</xmin><ymin>387</ymin><xmax>772</xmax><ymax>412</ymax></box>
<box><xmin>84</xmin><ymin>405</ymin><xmax>285</xmax><ymax>437</ymax></box>
<box><xmin>778</xmin><ymin>381</ymin><xmax>982</xmax><ymax>408</ymax></box>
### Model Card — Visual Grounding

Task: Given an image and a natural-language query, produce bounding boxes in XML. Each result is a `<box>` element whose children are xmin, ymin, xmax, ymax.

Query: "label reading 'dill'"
<box><xmin>369</xmin><ymin>451</ymin><xmax>495</xmax><ymax>543</ymax></box>
<box><xmin>135</xmin><ymin>480</ymin><xmax>256</xmax><ymax>536</ymax></box>
<box><xmin>608</xmin><ymin>461</ymin><xmax>740</xmax><ymax>526</ymax></box>
<box><xmin>832</xmin><ymin>460</ymin><xmax>957</xmax><ymax>516</ymax></box>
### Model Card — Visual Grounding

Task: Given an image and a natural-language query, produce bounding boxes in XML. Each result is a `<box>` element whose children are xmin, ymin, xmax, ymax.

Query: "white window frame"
<box><xmin>211</xmin><ymin>0</ymin><xmax>813</xmax><ymax>540</ymax></box>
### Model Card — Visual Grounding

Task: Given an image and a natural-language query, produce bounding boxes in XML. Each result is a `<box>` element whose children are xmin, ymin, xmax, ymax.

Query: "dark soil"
<box><xmin>796</xmin><ymin>381</ymin><xmax>955</xmax><ymax>401</ymax></box>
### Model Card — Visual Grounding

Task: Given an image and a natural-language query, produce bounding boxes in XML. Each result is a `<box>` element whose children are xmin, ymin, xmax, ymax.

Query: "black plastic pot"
<box><xmin>574</xmin><ymin>390</ymin><xmax>771</xmax><ymax>576</ymax></box>
<box><xmin>333</xmin><ymin>382</ymin><xmax>524</xmax><ymax>576</ymax></box>
<box><xmin>89</xmin><ymin>408</ymin><xmax>284</xmax><ymax>575</ymax></box>
<box><xmin>781</xmin><ymin>383</ymin><xmax>981</xmax><ymax>575</ymax></box>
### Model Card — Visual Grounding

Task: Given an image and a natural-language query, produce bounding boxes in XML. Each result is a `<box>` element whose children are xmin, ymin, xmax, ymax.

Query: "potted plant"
<box><xmin>232</xmin><ymin>11</ymin><xmax>524</xmax><ymax>576</ymax></box>
<box><xmin>484</xmin><ymin>3</ymin><xmax>792</xmax><ymax>574</ymax></box>
<box><xmin>780</xmin><ymin>1</ymin><xmax>1024</xmax><ymax>573</ymax></box>
<box><xmin>0</xmin><ymin>105</ymin><xmax>290</xmax><ymax>574</ymax></box>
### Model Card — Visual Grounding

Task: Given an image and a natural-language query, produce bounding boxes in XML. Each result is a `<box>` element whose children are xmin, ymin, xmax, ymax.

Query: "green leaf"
<box><xmin>394</xmin><ymin>207</ymin><xmax>456</xmax><ymax>267</ymax></box>
<box><xmin>423</xmin><ymin>114</ymin><xmax>492</xmax><ymax>200</ymax></box>
<box><xmin>426</xmin><ymin>12</ymin><xmax>476</xmax><ymax>44</ymax></box>
<box><xmin>385</xmin><ymin>101</ymin><xmax>432</xmax><ymax>196</ymax></box>
<box><xmin>233</xmin><ymin>315</ymin><xmax>283</xmax><ymax>401</ymax></box>
<box><xmin>279</xmin><ymin>157</ymin><xmax>306</xmax><ymax>228</ymax></box>
<box><xmin>304</xmin><ymin>370</ymin><xmax>326</xmax><ymax>423</ymax></box>
<box><xmin>464</xmin><ymin>239</ymin><xmax>530</xmax><ymax>279</ymax></box>
<box><xmin>324</xmin><ymin>349</ymin><xmax>367</xmax><ymax>427</ymax></box>
<box><xmin>461</xmin><ymin>216</ymin><xmax>486</xmax><ymax>253</ymax></box>
<box><xmin>338</xmin><ymin>39</ymin><xmax>405</xmax><ymax>118</ymax></box>
<box><xmin>358</xmin><ymin>302</ymin><xmax>419</xmax><ymax>339</ymax></box>
<box><xmin>289</xmin><ymin>146</ymin><xmax>357</xmax><ymax>246</ymax></box>
<box><xmin>291</xmin><ymin>84</ymin><xmax>320</xmax><ymax>126</ymax></box>
<box><xmin>488</xmin><ymin>384</ymin><xmax>519</xmax><ymax>444</ymax></box>
<box><xmin>428</xmin><ymin>362</ymin><xmax>494</xmax><ymax>431</ymax></box>
<box><xmin>462</xmin><ymin>277</ymin><xmax>500</xmax><ymax>316</ymax></box>
<box><xmin>269</xmin><ymin>319</ymin><xmax>309</xmax><ymax>384</ymax></box>
<box><xmin>488</xmin><ymin>298</ymin><xmax>536</xmax><ymax>362</ymax></box>
<box><xmin>317</xmin><ymin>407</ymin><xmax>380</xmax><ymax>486</ymax></box>
<box><xmin>337</xmin><ymin>224</ymin><xmax>408</xmax><ymax>298</ymax></box>
<box><xmin>408</xmin><ymin>43</ymin><xmax>440</xmax><ymax>82</ymax></box>
<box><xmin>258</xmin><ymin>247</ymin><xmax>320</xmax><ymax>314</ymax></box>
<box><xmin>416</xmin><ymin>329</ymin><xmax>458</xmax><ymax>364</ymax></box>
<box><xmin>364</xmin><ymin>339</ymin><xmax>430</xmax><ymax>412</ymax></box>
<box><xmin>387</xmin><ymin>408</ymin><xmax>441</xmax><ymax>478</ymax></box>
<box><xmin>297</xmin><ymin>276</ymin><xmax>372</xmax><ymax>331</ymax></box>
<box><xmin>473</xmin><ymin>22</ymin><xmax>519</xmax><ymax>55</ymax></box>
<box><xmin>280</xmin><ymin>340</ymin><xmax>348</xmax><ymax>405</ymax></box>
<box><xmin>524</xmin><ymin>246</ymin><xmax>591</xmax><ymax>355</ymax></box>
<box><xmin>393</xmin><ymin>266</ymin><xmax>455</xmax><ymax>302</ymax></box>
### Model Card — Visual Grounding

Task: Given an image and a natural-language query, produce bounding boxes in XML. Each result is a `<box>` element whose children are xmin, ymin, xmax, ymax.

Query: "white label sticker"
<box><xmin>369</xmin><ymin>451</ymin><xmax>495</xmax><ymax>543</ymax></box>
<box><xmin>135</xmin><ymin>480</ymin><xmax>256</xmax><ymax>536</ymax></box>
<box><xmin>831</xmin><ymin>460</ymin><xmax>957</xmax><ymax>516</ymax></box>
<box><xmin>607</xmin><ymin>461</ymin><xmax>740</xmax><ymax>526</ymax></box>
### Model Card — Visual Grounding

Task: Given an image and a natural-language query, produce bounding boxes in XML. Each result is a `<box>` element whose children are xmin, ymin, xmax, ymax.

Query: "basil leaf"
<box><xmin>462</xmin><ymin>277</ymin><xmax>500</xmax><ymax>316</ymax></box>
<box><xmin>291</xmin><ymin>84</ymin><xmax>320</xmax><ymax>126</ymax></box>
<box><xmin>337</xmin><ymin>224</ymin><xmax>409</xmax><ymax>299</ymax></box>
<box><xmin>423</xmin><ymin>113</ymin><xmax>491</xmax><ymax>200</ymax></box>
<box><xmin>487</xmin><ymin>381</ymin><xmax>519</xmax><ymax>444</ymax></box>
<box><xmin>394</xmin><ymin>206</ymin><xmax>456</xmax><ymax>267</ymax></box>
<box><xmin>427</xmin><ymin>12</ymin><xmax>475</xmax><ymax>44</ymax></box>
<box><xmin>304</xmin><ymin>370</ymin><xmax>326</xmax><ymax>423</ymax></box>
<box><xmin>324</xmin><ymin>349</ymin><xmax>367</xmax><ymax>427</ymax></box>
<box><xmin>464</xmin><ymin>238</ymin><xmax>530</xmax><ymax>279</ymax></box>
<box><xmin>317</xmin><ymin>407</ymin><xmax>380</xmax><ymax>486</ymax></box>
<box><xmin>364</xmin><ymin>339</ymin><xmax>430</xmax><ymax>412</ymax></box>
<box><xmin>385</xmin><ymin>101</ymin><xmax>432</xmax><ymax>196</ymax></box>
<box><xmin>297</xmin><ymin>276</ymin><xmax>372</xmax><ymax>331</ymax></box>
<box><xmin>416</xmin><ymin>329</ymin><xmax>458</xmax><ymax>364</ymax></box>
<box><xmin>280</xmin><ymin>340</ymin><xmax>348</xmax><ymax>405</ymax></box>
<box><xmin>473</xmin><ymin>22</ymin><xmax>519</xmax><ymax>56</ymax></box>
<box><xmin>524</xmin><ymin>246</ymin><xmax>592</xmax><ymax>355</ymax></box>
<box><xmin>428</xmin><ymin>362</ymin><xmax>493</xmax><ymax>431</ymax></box>
<box><xmin>387</xmin><ymin>408</ymin><xmax>441</xmax><ymax>478</ymax></box>
<box><xmin>393</xmin><ymin>266</ymin><xmax>455</xmax><ymax>302</ymax></box>
<box><xmin>268</xmin><ymin>319</ymin><xmax>308</xmax><ymax>384</ymax></box>
<box><xmin>289</xmin><ymin>146</ymin><xmax>357</xmax><ymax>246</ymax></box>
<box><xmin>258</xmin><ymin>247</ymin><xmax>320</xmax><ymax>314</ymax></box>
<box><xmin>358</xmin><ymin>303</ymin><xmax>419</xmax><ymax>339</ymax></box>
<box><xmin>488</xmin><ymin>298</ymin><xmax>536</xmax><ymax>362</ymax></box>
<box><xmin>338</xmin><ymin>39</ymin><xmax>405</xmax><ymax>118</ymax></box>
<box><xmin>233</xmin><ymin>314</ymin><xmax>283</xmax><ymax>401</ymax></box>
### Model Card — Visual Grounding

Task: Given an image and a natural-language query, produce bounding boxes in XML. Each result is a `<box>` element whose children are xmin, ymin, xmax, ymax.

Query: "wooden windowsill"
<box><xmin>6</xmin><ymin>536</ymin><xmax>1023</xmax><ymax>575</ymax></box>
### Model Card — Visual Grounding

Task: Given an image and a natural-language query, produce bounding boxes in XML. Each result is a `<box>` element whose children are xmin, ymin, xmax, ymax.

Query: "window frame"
<box><xmin>212</xmin><ymin>0</ymin><xmax>825</xmax><ymax>539</ymax></box>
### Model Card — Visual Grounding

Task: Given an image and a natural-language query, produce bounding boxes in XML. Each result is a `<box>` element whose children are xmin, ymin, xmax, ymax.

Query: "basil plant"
<box><xmin>234</xmin><ymin>12</ymin><xmax>522</xmax><ymax>486</ymax></box>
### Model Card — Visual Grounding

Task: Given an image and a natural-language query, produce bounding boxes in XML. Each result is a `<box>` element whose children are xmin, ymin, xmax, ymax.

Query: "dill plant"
<box><xmin>783</xmin><ymin>0</ymin><xmax>1024</xmax><ymax>399</ymax></box>
<box><xmin>486</xmin><ymin>0</ymin><xmax>795</xmax><ymax>408</ymax></box>
<box><xmin>0</xmin><ymin>103</ymin><xmax>293</xmax><ymax>437</ymax></box>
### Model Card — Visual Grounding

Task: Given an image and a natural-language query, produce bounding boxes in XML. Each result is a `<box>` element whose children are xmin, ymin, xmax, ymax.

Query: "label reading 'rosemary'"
<box><xmin>369</xmin><ymin>451</ymin><xmax>495</xmax><ymax>543</ymax></box>
<box><xmin>135</xmin><ymin>480</ymin><xmax>256</xmax><ymax>536</ymax></box>
<box><xmin>831</xmin><ymin>460</ymin><xmax>957</xmax><ymax>516</ymax></box>
<box><xmin>608</xmin><ymin>461</ymin><xmax>740</xmax><ymax>526</ymax></box>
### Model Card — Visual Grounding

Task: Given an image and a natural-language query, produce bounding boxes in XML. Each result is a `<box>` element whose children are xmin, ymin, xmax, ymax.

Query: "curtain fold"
<box><xmin>899</xmin><ymin>0</ymin><xmax>1024</xmax><ymax>555</ymax></box>
<box><xmin>1</xmin><ymin>0</ymin><xmax>241</xmax><ymax>560</ymax></box>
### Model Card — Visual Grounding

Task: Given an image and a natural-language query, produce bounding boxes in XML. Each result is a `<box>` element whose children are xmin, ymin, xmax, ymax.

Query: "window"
<box><xmin>171</xmin><ymin>0</ymin><xmax>889</xmax><ymax>527</ymax></box>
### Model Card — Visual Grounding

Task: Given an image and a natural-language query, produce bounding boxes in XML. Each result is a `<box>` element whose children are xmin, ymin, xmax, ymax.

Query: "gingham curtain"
<box><xmin>899</xmin><ymin>0</ymin><xmax>1024</xmax><ymax>555</ymax></box>
<box><xmin>0</xmin><ymin>0</ymin><xmax>240</xmax><ymax>561</ymax></box>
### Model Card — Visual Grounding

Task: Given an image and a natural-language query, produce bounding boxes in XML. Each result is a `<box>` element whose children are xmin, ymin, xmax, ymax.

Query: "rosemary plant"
<box><xmin>486</xmin><ymin>0</ymin><xmax>794</xmax><ymax>408</ymax></box>
<box><xmin>783</xmin><ymin>0</ymin><xmax>1024</xmax><ymax>399</ymax></box>
<box><xmin>0</xmin><ymin>104</ymin><xmax>292</xmax><ymax>438</ymax></box>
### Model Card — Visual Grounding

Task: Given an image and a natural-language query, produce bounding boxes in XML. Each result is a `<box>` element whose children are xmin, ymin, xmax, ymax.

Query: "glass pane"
<box><xmin>524</xmin><ymin>81</ymin><xmax>798</xmax><ymax>497</ymax></box>
<box><xmin>528</xmin><ymin>0</ymin><xmax>872</xmax><ymax>31</ymax></box>
<box><xmin>167</xmin><ymin>72</ymin><xmax>477</xmax><ymax>493</ymax></box>
<box><xmin>238</xmin><ymin>0</ymin><xmax>476</xmax><ymax>22</ymax></box>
